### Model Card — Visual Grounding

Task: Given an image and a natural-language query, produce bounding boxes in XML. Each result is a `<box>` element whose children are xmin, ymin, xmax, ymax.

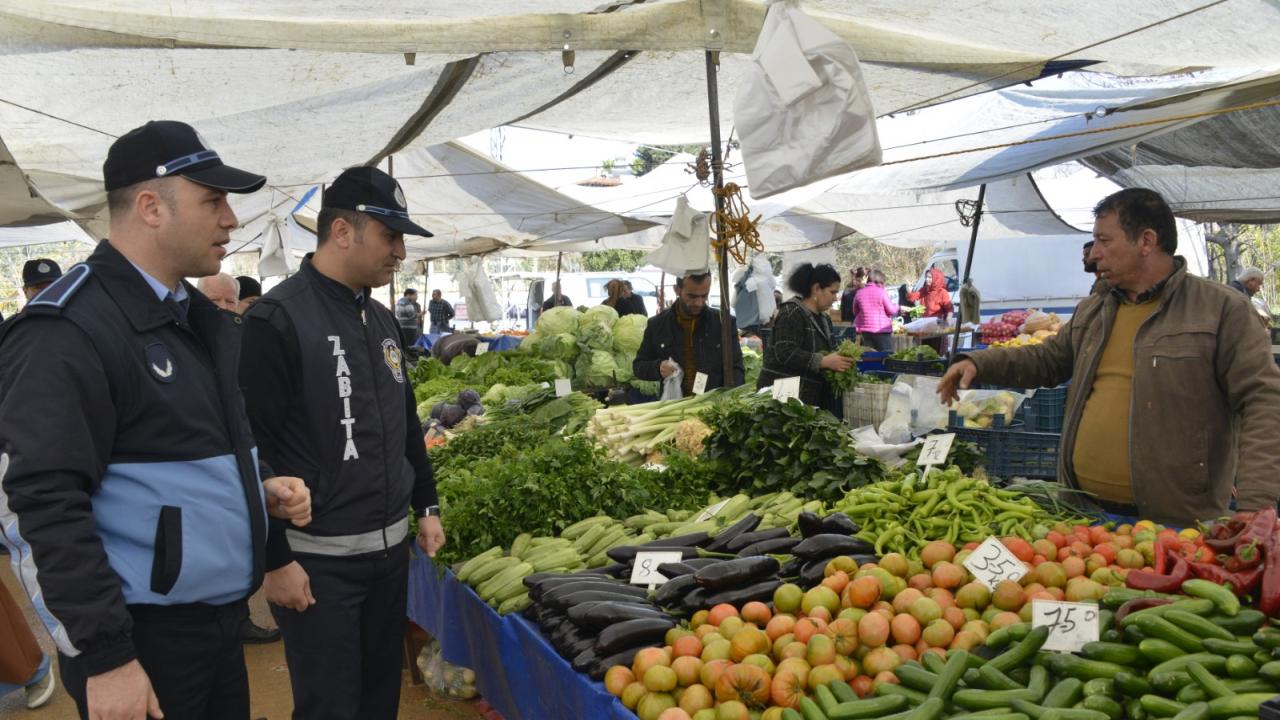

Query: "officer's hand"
<box><xmin>659</xmin><ymin>360</ymin><xmax>678</xmax><ymax>379</ymax></box>
<box><xmin>937</xmin><ymin>359</ymin><xmax>978</xmax><ymax>405</ymax></box>
<box><xmin>264</xmin><ymin>561</ymin><xmax>316</xmax><ymax>612</ymax></box>
<box><xmin>264</xmin><ymin>476</ymin><xmax>312</xmax><ymax>527</ymax></box>
<box><xmin>86</xmin><ymin>659</ymin><xmax>163</xmax><ymax>720</ymax></box>
<box><xmin>417</xmin><ymin>516</ymin><xmax>446</xmax><ymax>558</ymax></box>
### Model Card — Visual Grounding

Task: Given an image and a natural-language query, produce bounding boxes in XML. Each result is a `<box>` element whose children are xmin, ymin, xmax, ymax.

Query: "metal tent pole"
<box><xmin>949</xmin><ymin>184</ymin><xmax>987</xmax><ymax>363</ymax></box>
<box><xmin>705</xmin><ymin>50</ymin><xmax>735</xmax><ymax>384</ymax></box>
<box><xmin>554</xmin><ymin>252</ymin><xmax>564</xmax><ymax>306</ymax></box>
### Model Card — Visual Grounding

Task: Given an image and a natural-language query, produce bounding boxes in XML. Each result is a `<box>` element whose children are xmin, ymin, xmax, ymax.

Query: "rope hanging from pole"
<box><xmin>710</xmin><ymin>183</ymin><xmax>764</xmax><ymax>265</ymax></box>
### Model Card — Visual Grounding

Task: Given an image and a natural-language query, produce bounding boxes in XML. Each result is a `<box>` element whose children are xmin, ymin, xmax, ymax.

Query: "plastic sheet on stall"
<box><xmin>849</xmin><ymin>425</ymin><xmax>920</xmax><ymax>467</ymax></box>
<box><xmin>406</xmin><ymin>552</ymin><xmax>634</xmax><ymax>720</ymax></box>
<box><xmin>880</xmin><ymin>375</ymin><xmax>952</xmax><ymax>443</ymax></box>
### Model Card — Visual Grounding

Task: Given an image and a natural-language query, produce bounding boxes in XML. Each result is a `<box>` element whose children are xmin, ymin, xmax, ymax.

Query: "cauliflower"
<box><xmin>672</xmin><ymin>417</ymin><xmax>713</xmax><ymax>456</ymax></box>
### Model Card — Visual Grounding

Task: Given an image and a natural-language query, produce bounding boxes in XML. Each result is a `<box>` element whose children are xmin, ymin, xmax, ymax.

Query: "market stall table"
<box><xmin>406</xmin><ymin>551</ymin><xmax>634</xmax><ymax>720</ymax></box>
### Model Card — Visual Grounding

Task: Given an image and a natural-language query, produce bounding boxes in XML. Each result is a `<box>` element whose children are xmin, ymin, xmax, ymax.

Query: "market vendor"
<box><xmin>633</xmin><ymin>271</ymin><xmax>745</xmax><ymax>396</ymax></box>
<box><xmin>758</xmin><ymin>263</ymin><xmax>854</xmax><ymax>411</ymax></box>
<box><xmin>938</xmin><ymin>187</ymin><xmax>1280</xmax><ymax>526</ymax></box>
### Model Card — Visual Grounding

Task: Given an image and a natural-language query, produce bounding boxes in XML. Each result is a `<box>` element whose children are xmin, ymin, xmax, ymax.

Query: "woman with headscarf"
<box><xmin>758</xmin><ymin>263</ymin><xmax>854</xmax><ymax>410</ymax></box>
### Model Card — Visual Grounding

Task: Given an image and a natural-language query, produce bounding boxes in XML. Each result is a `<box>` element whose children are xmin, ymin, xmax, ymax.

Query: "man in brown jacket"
<box><xmin>939</xmin><ymin>188</ymin><xmax>1280</xmax><ymax>527</ymax></box>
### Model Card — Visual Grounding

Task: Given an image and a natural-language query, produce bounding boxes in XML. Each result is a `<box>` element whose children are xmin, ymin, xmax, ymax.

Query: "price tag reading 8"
<box><xmin>962</xmin><ymin>537</ymin><xmax>1028</xmax><ymax>590</ymax></box>
<box><xmin>629</xmin><ymin>551</ymin><xmax>685</xmax><ymax>587</ymax></box>
<box><xmin>1032</xmin><ymin>600</ymin><xmax>1100</xmax><ymax>653</ymax></box>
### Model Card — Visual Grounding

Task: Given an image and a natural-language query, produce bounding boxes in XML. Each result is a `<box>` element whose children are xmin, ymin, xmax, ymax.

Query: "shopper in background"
<box><xmin>634</xmin><ymin>271</ymin><xmax>744</xmax><ymax>395</ymax></box>
<box><xmin>617</xmin><ymin>280</ymin><xmax>647</xmax><ymax>317</ymax></box>
<box><xmin>426</xmin><ymin>289</ymin><xmax>454</xmax><ymax>335</ymax></box>
<box><xmin>396</xmin><ymin>288</ymin><xmax>424</xmax><ymax>345</ymax></box>
<box><xmin>758</xmin><ymin>263</ymin><xmax>853</xmax><ymax>411</ymax></box>
<box><xmin>839</xmin><ymin>267</ymin><xmax>867</xmax><ymax>323</ymax></box>
<box><xmin>236</xmin><ymin>275</ymin><xmax>262</xmax><ymax>314</ymax></box>
<box><xmin>939</xmin><ymin>187</ymin><xmax>1280</xmax><ymax>527</ymax></box>
<box><xmin>20</xmin><ymin>259</ymin><xmax>61</xmax><ymax>301</ymax></box>
<box><xmin>601</xmin><ymin>278</ymin><xmax>627</xmax><ymax>312</ymax></box>
<box><xmin>197</xmin><ymin>272</ymin><xmax>241</xmax><ymax>312</ymax></box>
<box><xmin>852</xmin><ymin>269</ymin><xmax>900</xmax><ymax>351</ymax></box>
<box><xmin>541</xmin><ymin>281</ymin><xmax>573</xmax><ymax>310</ymax></box>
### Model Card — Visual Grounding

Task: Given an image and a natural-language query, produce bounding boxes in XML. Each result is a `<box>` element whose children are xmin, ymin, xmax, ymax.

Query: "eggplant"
<box><xmin>693</xmin><ymin>556</ymin><xmax>781</xmax><ymax>590</ymax></box>
<box><xmin>679</xmin><ymin>587</ymin><xmax>710</xmax><ymax>612</ymax></box>
<box><xmin>798</xmin><ymin>560</ymin><xmax>827</xmax><ymax>588</ymax></box>
<box><xmin>736</xmin><ymin>537</ymin><xmax>801</xmax><ymax>557</ymax></box>
<box><xmin>540</xmin><ymin>580</ymin><xmax>647</xmax><ymax>606</ymax></box>
<box><xmin>654</xmin><ymin>574</ymin><xmax>699</xmax><ymax>608</ymax></box>
<box><xmin>703</xmin><ymin>514</ymin><xmax>762</xmax><ymax>553</ymax></box>
<box><xmin>540</xmin><ymin>615</ymin><xmax>567</xmax><ymax>637</ymax></box>
<box><xmin>568</xmin><ymin>601</ymin><xmax>669</xmax><ymax>630</ymax></box>
<box><xmin>522</xmin><ymin>604</ymin><xmax>540</xmax><ymax>622</ymax></box>
<box><xmin>779</xmin><ymin>556</ymin><xmax>805</xmax><ymax>578</ymax></box>
<box><xmin>565</xmin><ymin>636</ymin><xmax>597</xmax><ymax>662</ymax></box>
<box><xmin>657</xmin><ymin>562</ymin><xmax>696</xmax><ymax>579</ymax></box>
<box><xmin>527</xmin><ymin>573</ymin><xmax>614</xmax><ymax>598</ymax></box>
<box><xmin>547</xmin><ymin>589</ymin><xmax>655</xmax><ymax>612</ymax></box>
<box><xmin>607</xmin><ymin>545</ymin><xmax>700</xmax><ymax>564</ymax></box>
<box><xmin>851</xmin><ymin>553</ymin><xmax>880</xmax><ymax>566</ymax></box>
<box><xmin>724</xmin><ymin>528</ymin><xmax>791</xmax><ymax>554</ymax></box>
<box><xmin>597</xmin><ymin>563</ymin><xmax>632</xmax><ymax>579</ymax></box>
<box><xmin>595</xmin><ymin>617</ymin><xmax>677</xmax><ymax>656</ymax></box>
<box><xmin>797</xmin><ymin>511</ymin><xmax>825</xmax><ymax>538</ymax></box>
<box><xmin>704</xmin><ymin>578</ymin><xmax>782</xmax><ymax>608</ymax></box>
<box><xmin>820</xmin><ymin>512</ymin><xmax>860</xmax><ymax>536</ymax></box>
<box><xmin>588</xmin><ymin>646</ymin><xmax>646</xmax><ymax>680</ymax></box>
<box><xmin>571</xmin><ymin>647</ymin><xmax>599</xmax><ymax>673</ymax></box>
<box><xmin>791</xmin><ymin>534</ymin><xmax>875</xmax><ymax>562</ymax></box>
<box><xmin>682</xmin><ymin>558</ymin><xmax>722</xmax><ymax>569</ymax></box>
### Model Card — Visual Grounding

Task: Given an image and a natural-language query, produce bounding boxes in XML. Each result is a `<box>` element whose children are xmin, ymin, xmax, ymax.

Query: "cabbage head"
<box><xmin>580</xmin><ymin>304</ymin><xmax>619</xmax><ymax>331</ymax></box>
<box><xmin>574</xmin><ymin>350</ymin><xmax>618</xmax><ymax>388</ymax></box>
<box><xmin>519</xmin><ymin>333</ymin><xmax>541</xmax><ymax>352</ymax></box>
<box><xmin>612</xmin><ymin>314</ymin><xmax>647</xmax><ymax>355</ymax></box>
<box><xmin>612</xmin><ymin>352</ymin><xmax>634</xmax><ymax>384</ymax></box>
<box><xmin>536</xmin><ymin>332</ymin><xmax>580</xmax><ymax>362</ymax></box>
<box><xmin>536</xmin><ymin>306</ymin><xmax>581</xmax><ymax>336</ymax></box>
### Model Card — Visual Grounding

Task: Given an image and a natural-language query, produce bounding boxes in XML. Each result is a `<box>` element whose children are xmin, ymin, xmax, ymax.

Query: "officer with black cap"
<box><xmin>21</xmin><ymin>259</ymin><xmax>61</xmax><ymax>300</ymax></box>
<box><xmin>239</xmin><ymin>165</ymin><xmax>443</xmax><ymax>720</ymax></box>
<box><xmin>235</xmin><ymin>275</ymin><xmax>262</xmax><ymax>315</ymax></box>
<box><xmin>0</xmin><ymin>120</ymin><xmax>312</xmax><ymax>720</ymax></box>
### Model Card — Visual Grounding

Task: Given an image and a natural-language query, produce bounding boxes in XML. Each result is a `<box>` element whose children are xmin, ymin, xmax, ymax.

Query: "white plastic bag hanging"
<box><xmin>734</xmin><ymin>0</ymin><xmax>882</xmax><ymax>198</ymax></box>
<box><xmin>660</xmin><ymin>359</ymin><xmax>684</xmax><ymax>401</ymax></box>
<box><xmin>644</xmin><ymin>196</ymin><xmax>711</xmax><ymax>277</ymax></box>
<box><xmin>456</xmin><ymin>257</ymin><xmax>502</xmax><ymax>322</ymax></box>
<box><xmin>746</xmin><ymin>252</ymin><xmax>777</xmax><ymax>323</ymax></box>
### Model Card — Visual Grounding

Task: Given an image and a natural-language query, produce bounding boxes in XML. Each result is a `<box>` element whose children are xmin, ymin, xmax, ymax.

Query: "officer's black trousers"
<box><xmin>272</xmin><ymin>542</ymin><xmax>409</xmax><ymax>720</ymax></box>
<box><xmin>61</xmin><ymin>600</ymin><xmax>249</xmax><ymax>720</ymax></box>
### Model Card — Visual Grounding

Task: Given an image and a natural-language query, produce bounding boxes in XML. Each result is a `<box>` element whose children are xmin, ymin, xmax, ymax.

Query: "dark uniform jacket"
<box><xmin>0</xmin><ymin>241</ymin><xmax>268</xmax><ymax>676</ymax></box>
<box><xmin>240</xmin><ymin>258</ymin><xmax>436</xmax><ymax>569</ymax></box>
<box><xmin>633</xmin><ymin>304</ymin><xmax>745</xmax><ymax>391</ymax></box>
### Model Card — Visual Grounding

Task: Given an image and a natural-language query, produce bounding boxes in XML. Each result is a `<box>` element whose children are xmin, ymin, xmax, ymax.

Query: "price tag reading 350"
<box><xmin>630</xmin><ymin>551</ymin><xmax>685</xmax><ymax>587</ymax></box>
<box><xmin>963</xmin><ymin>537</ymin><xmax>1027</xmax><ymax>590</ymax></box>
<box><xmin>1032</xmin><ymin>600</ymin><xmax>1100</xmax><ymax>653</ymax></box>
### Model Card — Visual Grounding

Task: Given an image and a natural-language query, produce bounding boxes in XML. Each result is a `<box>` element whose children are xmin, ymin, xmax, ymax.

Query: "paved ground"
<box><xmin>1</xmin><ymin>564</ymin><xmax>484</xmax><ymax>719</ymax></box>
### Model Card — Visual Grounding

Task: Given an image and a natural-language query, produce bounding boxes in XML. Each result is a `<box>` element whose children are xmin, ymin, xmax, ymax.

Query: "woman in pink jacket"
<box><xmin>852</xmin><ymin>269</ymin><xmax>900</xmax><ymax>351</ymax></box>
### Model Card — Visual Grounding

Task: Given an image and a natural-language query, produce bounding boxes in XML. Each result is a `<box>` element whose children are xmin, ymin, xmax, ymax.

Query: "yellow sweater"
<box><xmin>1072</xmin><ymin>298</ymin><xmax>1161</xmax><ymax>503</ymax></box>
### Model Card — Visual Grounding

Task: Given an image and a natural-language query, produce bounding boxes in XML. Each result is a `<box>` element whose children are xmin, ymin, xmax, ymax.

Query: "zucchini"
<box><xmin>693</xmin><ymin>556</ymin><xmax>781</xmax><ymax>589</ymax></box>
<box><xmin>791</xmin><ymin>534</ymin><xmax>876</xmax><ymax>561</ymax></box>
<box><xmin>593</xmin><ymin>616</ymin><xmax>676</xmax><ymax>656</ymax></box>
<box><xmin>562</xmin><ymin>515</ymin><xmax>612</xmax><ymax>539</ymax></box>
<box><xmin>1206</xmin><ymin>610</ymin><xmax>1265</xmax><ymax>636</ymax></box>
<box><xmin>703</xmin><ymin>578</ymin><xmax>783</xmax><ymax>607</ymax></box>
<box><xmin>827</xmin><ymin>695</ymin><xmax>908</xmax><ymax>719</ymax></box>
<box><xmin>466</xmin><ymin>555</ymin><xmax>522</xmax><ymax>585</ymax></box>
<box><xmin>455</xmin><ymin>546</ymin><xmax>503</xmax><ymax>582</ymax></box>
<box><xmin>1164</xmin><ymin>611</ymin><xmax>1236</xmax><ymax>642</ymax></box>
<box><xmin>737</xmin><ymin>537</ymin><xmax>802</xmax><ymax>557</ymax></box>
<box><xmin>1081</xmin><ymin>695</ymin><xmax>1124</xmax><ymax>720</ymax></box>
<box><xmin>1041</xmin><ymin>678</ymin><xmax>1084</xmax><ymax>708</ymax></box>
<box><xmin>1222</xmin><ymin>655</ymin><xmax>1256</xmax><ymax>679</ymax></box>
<box><xmin>1200</xmin><ymin>638</ymin><xmax>1258</xmax><ymax>657</ymax></box>
<box><xmin>1082</xmin><ymin>641</ymin><xmax>1143</xmax><ymax>666</ymax></box>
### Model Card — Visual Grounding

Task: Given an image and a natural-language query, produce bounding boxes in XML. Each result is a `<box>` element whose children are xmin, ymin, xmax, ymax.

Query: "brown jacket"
<box><xmin>963</xmin><ymin>258</ymin><xmax>1280</xmax><ymax>526</ymax></box>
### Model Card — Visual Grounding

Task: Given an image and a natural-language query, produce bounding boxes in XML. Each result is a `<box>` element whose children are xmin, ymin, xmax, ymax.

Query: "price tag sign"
<box><xmin>1033</xmin><ymin>600</ymin><xmax>1100</xmax><ymax>653</ymax></box>
<box><xmin>630</xmin><ymin>551</ymin><xmax>685</xmax><ymax>586</ymax></box>
<box><xmin>554</xmin><ymin>378</ymin><xmax>572</xmax><ymax>397</ymax></box>
<box><xmin>963</xmin><ymin>537</ymin><xmax>1028</xmax><ymax>590</ymax></box>
<box><xmin>917</xmin><ymin>433</ymin><xmax>955</xmax><ymax>468</ymax></box>
<box><xmin>691</xmin><ymin>372</ymin><xmax>709</xmax><ymax>396</ymax></box>
<box><xmin>694</xmin><ymin>498</ymin><xmax>731</xmax><ymax>522</ymax></box>
<box><xmin>476</xmin><ymin>342</ymin><xmax>490</xmax><ymax>355</ymax></box>
<box><xmin>771</xmin><ymin>377</ymin><xmax>801</xmax><ymax>402</ymax></box>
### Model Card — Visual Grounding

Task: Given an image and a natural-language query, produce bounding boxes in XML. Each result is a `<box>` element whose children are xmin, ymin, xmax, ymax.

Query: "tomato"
<box><xmin>715</xmin><ymin>663</ymin><xmax>771</xmax><ymax>706</ymax></box>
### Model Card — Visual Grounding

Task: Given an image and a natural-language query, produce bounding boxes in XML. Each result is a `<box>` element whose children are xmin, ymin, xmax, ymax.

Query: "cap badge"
<box><xmin>37</xmin><ymin>263</ymin><xmax>49</xmax><ymax>273</ymax></box>
<box><xmin>394</xmin><ymin>186</ymin><xmax>407</xmax><ymax>209</ymax></box>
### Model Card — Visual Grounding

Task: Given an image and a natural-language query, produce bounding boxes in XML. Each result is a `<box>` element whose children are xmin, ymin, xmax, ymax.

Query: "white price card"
<box><xmin>917</xmin><ymin>433</ymin><xmax>955</xmax><ymax>468</ymax></box>
<box><xmin>554</xmin><ymin>378</ymin><xmax>572</xmax><ymax>397</ymax></box>
<box><xmin>1032</xmin><ymin>600</ymin><xmax>1100</xmax><ymax>653</ymax></box>
<box><xmin>963</xmin><ymin>537</ymin><xmax>1028</xmax><ymax>590</ymax></box>
<box><xmin>771</xmin><ymin>377</ymin><xmax>801</xmax><ymax>402</ymax></box>
<box><xmin>694</xmin><ymin>498</ymin><xmax>731</xmax><ymax>522</ymax></box>
<box><xmin>476</xmin><ymin>342</ymin><xmax>490</xmax><ymax>355</ymax></box>
<box><xmin>692</xmin><ymin>372</ymin><xmax>709</xmax><ymax>396</ymax></box>
<box><xmin>630</xmin><ymin>551</ymin><xmax>686</xmax><ymax>586</ymax></box>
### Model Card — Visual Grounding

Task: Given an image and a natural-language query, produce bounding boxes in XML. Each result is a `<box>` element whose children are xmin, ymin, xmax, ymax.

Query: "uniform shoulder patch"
<box><xmin>27</xmin><ymin>264</ymin><xmax>90</xmax><ymax>310</ymax></box>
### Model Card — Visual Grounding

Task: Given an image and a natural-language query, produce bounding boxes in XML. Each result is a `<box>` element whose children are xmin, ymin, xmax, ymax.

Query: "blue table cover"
<box><xmin>414</xmin><ymin>333</ymin><xmax>523</xmax><ymax>353</ymax></box>
<box><xmin>406</xmin><ymin>552</ymin><xmax>634</xmax><ymax>720</ymax></box>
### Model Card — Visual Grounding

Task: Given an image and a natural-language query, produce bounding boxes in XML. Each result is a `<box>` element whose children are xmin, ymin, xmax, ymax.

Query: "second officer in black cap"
<box><xmin>239</xmin><ymin>166</ymin><xmax>443</xmax><ymax>719</ymax></box>
<box><xmin>21</xmin><ymin>259</ymin><xmax>62</xmax><ymax>301</ymax></box>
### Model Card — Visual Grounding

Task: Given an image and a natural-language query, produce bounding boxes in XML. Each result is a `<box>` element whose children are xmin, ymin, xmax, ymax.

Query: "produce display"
<box><xmin>822</xmin><ymin>341</ymin><xmax>883</xmax><ymax>395</ymax></box>
<box><xmin>588</xmin><ymin>389</ymin><xmax>745</xmax><ymax>465</ymax></box>
<box><xmin>980</xmin><ymin>309</ymin><xmax>1064</xmax><ymax>347</ymax></box>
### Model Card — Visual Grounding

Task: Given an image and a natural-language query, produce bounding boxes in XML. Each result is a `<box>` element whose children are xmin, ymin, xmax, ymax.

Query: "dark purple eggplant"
<box><xmin>606</xmin><ymin>545</ymin><xmax>700</xmax><ymax>564</ymax></box>
<box><xmin>737</xmin><ymin>537</ymin><xmax>801</xmax><ymax>557</ymax></box>
<box><xmin>527</xmin><ymin>573</ymin><xmax>625</xmax><ymax>598</ymax></box>
<box><xmin>654</xmin><ymin>574</ymin><xmax>699</xmax><ymax>608</ymax></box>
<box><xmin>568</xmin><ymin>601</ymin><xmax>669</xmax><ymax>630</ymax></box>
<box><xmin>595</xmin><ymin>617</ymin><xmax>677</xmax><ymax>656</ymax></box>
<box><xmin>540</xmin><ymin>580</ymin><xmax>646</xmax><ymax>606</ymax></box>
<box><xmin>820</xmin><ymin>512</ymin><xmax>860</xmax><ymax>535</ymax></box>
<box><xmin>693</xmin><ymin>556</ymin><xmax>781</xmax><ymax>590</ymax></box>
<box><xmin>571</xmin><ymin>646</ymin><xmax>599</xmax><ymax>673</ymax></box>
<box><xmin>704</xmin><ymin>578</ymin><xmax>783</xmax><ymax>607</ymax></box>
<box><xmin>797</xmin><ymin>511</ymin><xmax>825</xmax><ymax>538</ymax></box>
<box><xmin>779</xmin><ymin>557</ymin><xmax>805</xmax><ymax>578</ymax></box>
<box><xmin>679</xmin><ymin>587</ymin><xmax>710</xmax><ymax>612</ymax></box>
<box><xmin>851</xmin><ymin>554</ymin><xmax>880</xmax><ymax>566</ymax></box>
<box><xmin>798</xmin><ymin>560</ymin><xmax>827</xmax><ymax>588</ymax></box>
<box><xmin>682</xmin><ymin>558</ymin><xmax>721</xmax><ymax>569</ymax></box>
<box><xmin>546</xmin><ymin>589</ymin><xmax>655</xmax><ymax>612</ymax></box>
<box><xmin>791</xmin><ymin>534</ymin><xmax>876</xmax><ymax>561</ymax></box>
<box><xmin>703</xmin><ymin>514</ymin><xmax>762</xmax><ymax>553</ymax></box>
<box><xmin>657</xmin><ymin>562</ymin><xmax>696</xmax><ymax>578</ymax></box>
<box><xmin>724</xmin><ymin>528</ymin><xmax>791</xmax><ymax>554</ymax></box>
<box><xmin>588</xmin><ymin>646</ymin><xmax>646</xmax><ymax>680</ymax></box>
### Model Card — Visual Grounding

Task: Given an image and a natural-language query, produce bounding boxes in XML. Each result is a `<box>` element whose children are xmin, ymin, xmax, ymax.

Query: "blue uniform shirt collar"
<box><xmin>128</xmin><ymin>260</ymin><xmax>189</xmax><ymax>305</ymax></box>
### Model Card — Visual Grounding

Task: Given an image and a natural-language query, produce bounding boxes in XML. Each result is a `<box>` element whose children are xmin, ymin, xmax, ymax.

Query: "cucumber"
<box><xmin>1138</xmin><ymin>695</ymin><xmax>1186</xmax><ymax>717</ymax></box>
<box><xmin>1082</xmin><ymin>678</ymin><xmax>1115</xmax><ymax>698</ymax></box>
<box><xmin>1082</xmin><ymin>641</ymin><xmax>1143</xmax><ymax>666</ymax></box>
<box><xmin>815</xmin><ymin>684</ymin><xmax>840</xmax><ymax>715</ymax></box>
<box><xmin>1206</xmin><ymin>610</ymin><xmax>1265</xmax><ymax>636</ymax></box>
<box><xmin>1164</xmin><ymin>611</ymin><xmax>1236</xmax><ymax>642</ymax></box>
<box><xmin>1081</xmin><ymin>695</ymin><xmax>1124</xmax><ymax>720</ymax></box>
<box><xmin>1130</xmin><ymin>614</ymin><xmax>1204</xmax><ymax>653</ymax></box>
<box><xmin>874</xmin><ymin>683</ymin><xmax>929</xmax><ymax>705</ymax></box>
<box><xmin>1258</xmin><ymin>659</ymin><xmax>1280</xmax><ymax>683</ymax></box>
<box><xmin>929</xmin><ymin>650</ymin><xmax>970</xmax><ymax>701</ymax></box>
<box><xmin>1120</xmin><ymin>599</ymin><xmax>1215</xmax><ymax>627</ymax></box>
<box><xmin>827</xmin><ymin>695</ymin><xmax>908</xmax><ymax>719</ymax></box>
<box><xmin>1102</xmin><ymin>588</ymin><xmax>1175</xmax><ymax>609</ymax></box>
<box><xmin>1200</xmin><ymin>638</ymin><xmax>1258</xmax><ymax>657</ymax></box>
<box><xmin>1044</xmin><ymin>653</ymin><xmax>1128</xmax><ymax>681</ymax></box>
<box><xmin>1252</xmin><ymin>649</ymin><xmax>1272</xmax><ymax>667</ymax></box>
<box><xmin>979</xmin><ymin>664</ymin><xmax>1026</xmax><ymax>691</ymax></box>
<box><xmin>1205</xmin><ymin>694</ymin><xmax>1274</xmax><ymax>718</ymax></box>
<box><xmin>905</xmin><ymin>698</ymin><xmax>945</xmax><ymax>720</ymax></box>
<box><xmin>1038</xmin><ymin>709</ymin><xmax>1110</xmax><ymax>720</ymax></box>
<box><xmin>1041</xmin><ymin>678</ymin><xmax>1084</xmax><ymax>708</ymax></box>
<box><xmin>798</xmin><ymin>697</ymin><xmax>828</xmax><ymax>720</ymax></box>
<box><xmin>1027</xmin><ymin>665</ymin><xmax>1050</xmax><ymax>700</ymax></box>
<box><xmin>895</xmin><ymin>663</ymin><xmax>940</xmax><ymax>692</ymax></box>
<box><xmin>988</xmin><ymin>623</ymin><xmax>1033</xmax><ymax>649</ymax></box>
<box><xmin>1181</xmin><ymin>579</ymin><xmax>1239</xmax><ymax>617</ymax></box>
<box><xmin>1150</xmin><ymin>671</ymin><xmax>1193</xmax><ymax>696</ymax></box>
<box><xmin>1139</xmin><ymin>638</ymin><xmax>1184</xmax><ymax>664</ymax></box>
<box><xmin>1169</xmin><ymin>702</ymin><xmax>1209</xmax><ymax>720</ymax></box>
<box><xmin>948</xmin><ymin>714</ymin><xmax>1031</xmax><ymax>720</ymax></box>
<box><xmin>953</xmin><ymin>689</ymin><xmax>1043</xmax><ymax>711</ymax></box>
<box><xmin>1113</xmin><ymin>671</ymin><xmax>1152</xmax><ymax>698</ymax></box>
<box><xmin>989</xmin><ymin>626</ymin><xmax>1051</xmax><ymax>674</ymax></box>
<box><xmin>920</xmin><ymin>650</ymin><xmax>947</xmax><ymax>674</ymax></box>
<box><xmin>1223</xmin><ymin>654</ymin><xmax>1256</xmax><ymax>679</ymax></box>
<box><xmin>783</xmin><ymin>710</ymin><xmax>804</xmax><ymax>720</ymax></box>
<box><xmin>829</xmin><ymin>680</ymin><xmax>857</xmax><ymax>704</ymax></box>
<box><xmin>1175</xmin><ymin>685</ymin><xmax>1207</xmax><ymax>704</ymax></box>
<box><xmin>1147</xmin><ymin>654</ymin><xmax>1228</xmax><ymax>679</ymax></box>
<box><xmin>1221</xmin><ymin>677</ymin><xmax>1275</xmax><ymax>693</ymax></box>
<box><xmin>1125</xmin><ymin>698</ymin><xmax>1148</xmax><ymax>720</ymax></box>
<box><xmin>1252</xmin><ymin>628</ymin><xmax>1280</xmax><ymax>649</ymax></box>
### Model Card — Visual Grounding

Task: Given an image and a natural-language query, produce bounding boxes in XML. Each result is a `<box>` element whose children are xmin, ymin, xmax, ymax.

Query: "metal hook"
<box><xmin>562</xmin><ymin>47</ymin><xmax>576</xmax><ymax>74</ymax></box>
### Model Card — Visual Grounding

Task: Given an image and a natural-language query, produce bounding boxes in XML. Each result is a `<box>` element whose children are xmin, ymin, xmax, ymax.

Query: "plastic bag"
<box><xmin>456</xmin><ymin>257</ymin><xmax>503</xmax><ymax>322</ymax></box>
<box><xmin>911</xmin><ymin>375</ymin><xmax>949</xmax><ymax>437</ymax></box>
<box><xmin>879</xmin><ymin>379</ymin><xmax>914</xmax><ymax>444</ymax></box>
<box><xmin>733</xmin><ymin>0</ymin><xmax>881</xmax><ymax>198</ymax></box>
<box><xmin>416</xmin><ymin>637</ymin><xmax>478</xmax><ymax>700</ymax></box>
<box><xmin>951</xmin><ymin>388</ymin><xmax>1026</xmax><ymax>429</ymax></box>
<box><xmin>645</xmin><ymin>195</ymin><xmax>711</xmax><ymax>276</ymax></box>
<box><xmin>849</xmin><ymin>425</ymin><xmax>921</xmax><ymax>468</ymax></box>
<box><xmin>660</xmin><ymin>358</ymin><xmax>684</xmax><ymax>401</ymax></box>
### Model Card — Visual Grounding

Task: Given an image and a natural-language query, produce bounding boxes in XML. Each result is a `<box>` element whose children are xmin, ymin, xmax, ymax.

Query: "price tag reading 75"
<box><xmin>963</xmin><ymin>537</ymin><xmax>1027</xmax><ymax>590</ymax></box>
<box><xmin>1032</xmin><ymin>600</ymin><xmax>1100</xmax><ymax>653</ymax></box>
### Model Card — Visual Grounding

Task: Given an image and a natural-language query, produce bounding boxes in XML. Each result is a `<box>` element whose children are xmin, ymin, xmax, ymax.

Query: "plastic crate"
<box><xmin>855</xmin><ymin>351</ymin><xmax>888</xmax><ymax>374</ymax></box>
<box><xmin>1023</xmin><ymin>385</ymin><xmax>1069</xmax><ymax>433</ymax></box>
<box><xmin>948</xmin><ymin>412</ymin><xmax>1060</xmax><ymax>480</ymax></box>
<box><xmin>884</xmin><ymin>358</ymin><xmax>946</xmax><ymax>376</ymax></box>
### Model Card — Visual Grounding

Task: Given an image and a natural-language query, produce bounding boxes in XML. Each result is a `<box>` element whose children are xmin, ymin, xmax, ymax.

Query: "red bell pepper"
<box><xmin>1126</xmin><ymin>553</ymin><xmax>1191</xmax><ymax>593</ymax></box>
<box><xmin>1233</xmin><ymin>507</ymin><xmax>1277</xmax><ymax>569</ymax></box>
<box><xmin>1260</xmin><ymin>530</ymin><xmax>1280</xmax><ymax>617</ymax></box>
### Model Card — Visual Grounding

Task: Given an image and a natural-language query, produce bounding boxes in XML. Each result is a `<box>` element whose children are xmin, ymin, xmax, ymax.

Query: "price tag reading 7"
<box><xmin>962</xmin><ymin>537</ymin><xmax>1028</xmax><ymax>590</ymax></box>
<box><xmin>1032</xmin><ymin>600</ymin><xmax>1100</xmax><ymax>653</ymax></box>
<box><xmin>630</xmin><ymin>551</ymin><xmax>686</xmax><ymax>588</ymax></box>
